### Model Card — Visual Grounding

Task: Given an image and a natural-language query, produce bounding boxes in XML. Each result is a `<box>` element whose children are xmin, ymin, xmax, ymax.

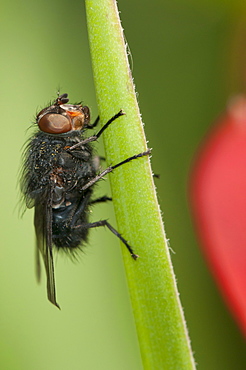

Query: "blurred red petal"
<box><xmin>190</xmin><ymin>96</ymin><xmax>246</xmax><ymax>336</ymax></box>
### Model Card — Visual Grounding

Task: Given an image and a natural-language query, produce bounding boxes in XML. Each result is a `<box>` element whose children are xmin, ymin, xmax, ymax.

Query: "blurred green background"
<box><xmin>1</xmin><ymin>0</ymin><xmax>246</xmax><ymax>369</ymax></box>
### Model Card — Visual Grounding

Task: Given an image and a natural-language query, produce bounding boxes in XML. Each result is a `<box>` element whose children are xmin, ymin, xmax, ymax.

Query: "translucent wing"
<box><xmin>34</xmin><ymin>191</ymin><xmax>60</xmax><ymax>309</ymax></box>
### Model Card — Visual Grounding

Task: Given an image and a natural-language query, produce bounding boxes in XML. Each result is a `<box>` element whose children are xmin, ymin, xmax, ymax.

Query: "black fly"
<box><xmin>21</xmin><ymin>93</ymin><xmax>150</xmax><ymax>309</ymax></box>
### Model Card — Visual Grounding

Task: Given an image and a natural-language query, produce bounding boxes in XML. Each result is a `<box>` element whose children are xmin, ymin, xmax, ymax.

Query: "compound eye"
<box><xmin>38</xmin><ymin>113</ymin><xmax>72</xmax><ymax>134</ymax></box>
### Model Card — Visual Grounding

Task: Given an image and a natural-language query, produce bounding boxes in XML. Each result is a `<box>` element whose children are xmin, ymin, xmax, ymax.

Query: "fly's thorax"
<box><xmin>25</xmin><ymin>129</ymin><xmax>97</xmax><ymax>205</ymax></box>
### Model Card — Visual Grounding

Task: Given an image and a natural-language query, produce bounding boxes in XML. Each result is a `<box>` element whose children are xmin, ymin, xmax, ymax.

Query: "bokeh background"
<box><xmin>1</xmin><ymin>0</ymin><xmax>246</xmax><ymax>369</ymax></box>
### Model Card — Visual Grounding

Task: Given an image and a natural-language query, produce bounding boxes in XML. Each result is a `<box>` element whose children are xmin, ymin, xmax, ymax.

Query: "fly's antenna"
<box><xmin>55</xmin><ymin>93</ymin><xmax>69</xmax><ymax>106</ymax></box>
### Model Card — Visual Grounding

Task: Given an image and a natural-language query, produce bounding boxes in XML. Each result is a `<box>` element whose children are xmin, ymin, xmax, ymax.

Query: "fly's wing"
<box><xmin>34</xmin><ymin>192</ymin><xmax>60</xmax><ymax>309</ymax></box>
<box><xmin>35</xmin><ymin>237</ymin><xmax>41</xmax><ymax>283</ymax></box>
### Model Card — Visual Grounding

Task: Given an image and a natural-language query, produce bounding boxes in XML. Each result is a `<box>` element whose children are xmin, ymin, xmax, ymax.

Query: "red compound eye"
<box><xmin>38</xmin><ymin>113</ymin><xmax>72</xmax><ymax>134</ymax></box>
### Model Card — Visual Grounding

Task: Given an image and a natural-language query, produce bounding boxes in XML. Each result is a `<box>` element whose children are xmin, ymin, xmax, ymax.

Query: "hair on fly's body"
<box><xmin>21</xmin><ymin>93</ymin><xmax>151</xmax><ymax>309</ymax></box>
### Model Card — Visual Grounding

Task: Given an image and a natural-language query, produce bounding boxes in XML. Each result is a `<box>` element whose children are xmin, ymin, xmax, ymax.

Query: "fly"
<box><xmin>21</xmin><ymin>93</ymin><xmax>150</xmax><ymax>309</ymax></box>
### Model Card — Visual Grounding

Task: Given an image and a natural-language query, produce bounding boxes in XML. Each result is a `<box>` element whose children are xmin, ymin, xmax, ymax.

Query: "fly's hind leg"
<box><xmin>75</xmin><ymin>220</ymin><xmax>139</xmax><ymax>260</ymax></box>
<box><xmin>89</xmin><ymin>196</ymin><xmax>112</xmax><ymax>205</ymax></box>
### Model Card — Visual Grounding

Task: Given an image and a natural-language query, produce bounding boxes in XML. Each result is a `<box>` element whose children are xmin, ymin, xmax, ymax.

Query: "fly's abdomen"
<box><xmin>52</xmin><ymin>188</ymin><xmax>92</xmax><ymax>251</ymax></box>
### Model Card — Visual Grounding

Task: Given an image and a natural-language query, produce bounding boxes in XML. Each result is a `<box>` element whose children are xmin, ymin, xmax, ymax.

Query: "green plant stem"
<box><xmin>85</xmin><ymin>1</ymin><xmax>195</xmax><ymax>368</ymax></box>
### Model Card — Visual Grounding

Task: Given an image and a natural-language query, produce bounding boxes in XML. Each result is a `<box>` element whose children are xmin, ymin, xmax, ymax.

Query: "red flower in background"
<box><xmin>190</xmin><ymin>96</ymin><xmax>246</xmax><ymax>336</ymax></box>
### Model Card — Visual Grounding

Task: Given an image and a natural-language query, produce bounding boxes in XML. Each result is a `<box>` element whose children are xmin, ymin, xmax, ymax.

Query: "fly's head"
<box><xmin>37</xmin><ymin>93</ymin><xmax>90</xmax><ymax>134</ymax></box>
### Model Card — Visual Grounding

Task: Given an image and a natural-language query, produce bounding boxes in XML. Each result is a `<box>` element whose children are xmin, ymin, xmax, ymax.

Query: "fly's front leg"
<box><xmin>86</xmin><ymin>116</ymin><xmax>99</xmax><ymax>129</ymax></box>
<box><xmin>69</xmin><ymin>110</ymin><xmax>125</xmax><ymax>150</ymax></box>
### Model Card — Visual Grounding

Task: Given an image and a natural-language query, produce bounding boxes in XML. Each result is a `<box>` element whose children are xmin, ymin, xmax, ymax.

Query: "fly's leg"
<box><xmin>69</xmin><ymin>110</ymin><xmax>125</xmax><ymax>150</ymax></box>
<box><xmin>89</xmin><ymin>196</ymin><xmax>112</xmax><ymax>205</ymax></box>
<box><xmin>68</xmin><ymin>194</ymin><xmax>112</xmax><ymax>228</ymax></box>
<box><xmin>74</xmin><ymin>220</ymin><xmax>139</xmax><ymax>260</ymax></box>
<box><xmin>81</xmin><ymin>149</ymin><xmax>151</xmax><ymax>191</ymax></box>
<box><xmin>67</xmin><ymin>191</ymin><xmax>92</xmax><ymax>228</ymax></box>
<box><xmin>86</xmin><ymin>116</ymin><xmax>99</xmax><ymax>129</ymax></box>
